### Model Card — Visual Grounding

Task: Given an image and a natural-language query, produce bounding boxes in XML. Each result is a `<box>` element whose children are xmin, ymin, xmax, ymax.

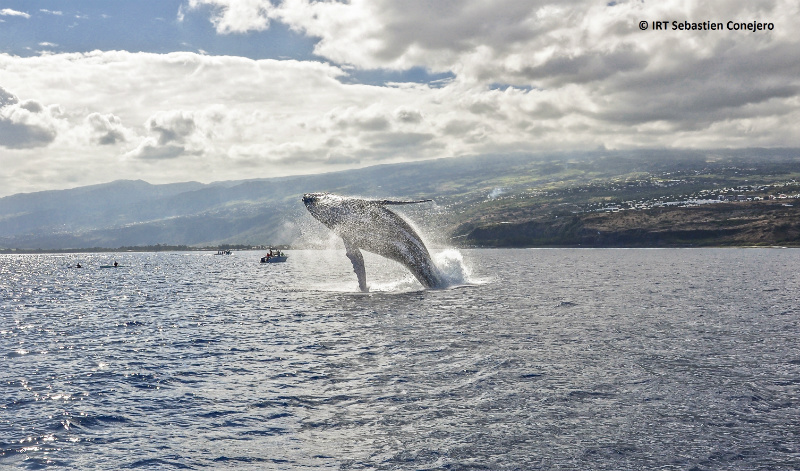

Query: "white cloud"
<box><xmin>147</xmin><ymin>110</ymin><xmax>198</xmax><ymax>146</ymax></box>
<box><xmin>179</xmin><ymin>0</ymin><xmax>800</xmax><ymax>134</ymax></box>
<box><xmin>185</xmin><ymin>0</ymin><xmax>273</xmax><ymax>34</ymax></box>
<box><xmin>0</xmin><ymin>87</ymin><xmax>61</xmax><ymax>149</ymax></box>
<box><xmin>85</xmin><ymin>112</ymin><xmax>132</xmax><ymax>145</ymax></box>
<box><xmin>124</xmin><ymin>138</ymin><xmax>186</xmax><ymax>160</ymax></box>
<box><xmin>0</xmin><ymin>9</ymin><xmax>30</xmax><ymax>18</ymax></box>
<box><xmin>2</xmin><ymin>0</ymin><xmax>800</xmax><ymax>195</ymax></box>
<box><xmin>125</xmin><ymin>110</ymin><xmax>210</xmax><ymax>160</ymax></box>
<box><xmin>264</xmin><ymin>0</ymin><xmax>799</xmax><ymax>86</ymax></box>
<box><xmin>395</xmin><ymin>107</ymin><xmax>424</xmax><ymax>124</ymax></box>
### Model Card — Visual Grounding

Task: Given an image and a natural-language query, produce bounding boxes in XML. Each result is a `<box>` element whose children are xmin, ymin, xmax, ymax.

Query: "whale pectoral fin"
<box><xmin>344</xmin><ymin>241</ymin><xmax>368</xmax><ymax>292</ymax></box>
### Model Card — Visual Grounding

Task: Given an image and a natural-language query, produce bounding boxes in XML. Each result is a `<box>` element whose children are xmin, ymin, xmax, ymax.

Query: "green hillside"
<box><xmin>1</xmin><ymin>148</ymin><xmax>799</xmax><ymax>250</ymax></box>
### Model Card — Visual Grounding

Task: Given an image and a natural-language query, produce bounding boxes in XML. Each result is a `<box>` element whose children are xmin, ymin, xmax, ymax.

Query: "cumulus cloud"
<box><xmin>86</xmin><ymin>112</ymin><xmax>130</xmax><ymax>145</ymax></box>
<box><xmin>367</xmin><ymin>131</ymin><xmax>436</xmax><ymax>151</ymax></box>
<box><xmin>124</xmin><ymin>111</ymin><xmax>201</xmax><ymax>160</ymax></box>
<box><xmin>259</xmin><ymin>0</ymin><xmax>800</xmax><ymax>90</ymax></box>
<box><xmin>395</xmin><ymin>107</ymin><xmax>424</xmax><ymax>124</ymax></box>
<box><xmin>178</xmin><ymin>0</ymin><xmax>800</xmax><ymax>141</ymax></box>
<box><xmin>3</xmin><ymin>0</ymin><xmax>800</xmax><ymax>197</ymax></box>
<box><xmin>322</xmin><ymin>106</ymin><xmax>391</xmax><ymax>132</ymax></box>
<box><xmin>147</xmin><ymin>111</ymin><xmax>198</xmax><ymax>146</ymax></box>
<box><xmin>185</xmin><ymin>0</ymin><xmax>273</xmax><ymax>34</ymax></box>
<box><xmin>0</xmin><ymin>87</ymin><xmax>59</xmax><ymax>149</ymax></box>
<box><xmin>124</xmin><ymin>138</ymin><xmax>186</xmax><ymax>160</ymax></box>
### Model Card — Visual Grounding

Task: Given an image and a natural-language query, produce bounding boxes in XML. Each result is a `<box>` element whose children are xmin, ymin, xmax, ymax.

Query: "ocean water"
<box><xmin>1</xmin><ymin>248</ymin><xmax>799</xmax><ymax>470</ymax></box>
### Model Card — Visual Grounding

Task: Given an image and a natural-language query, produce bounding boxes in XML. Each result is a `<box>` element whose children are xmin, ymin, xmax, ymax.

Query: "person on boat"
<box><xmin>114</xmin><ymin>261</ymin><xmax>118</xmax><ymax>267</ymax></box>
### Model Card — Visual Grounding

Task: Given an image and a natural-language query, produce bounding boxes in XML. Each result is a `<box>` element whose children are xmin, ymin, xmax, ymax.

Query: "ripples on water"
<box><xmin>1</xmin><ymin>249</ymin><xmax>799</xmax><ymax>470</ymax></box>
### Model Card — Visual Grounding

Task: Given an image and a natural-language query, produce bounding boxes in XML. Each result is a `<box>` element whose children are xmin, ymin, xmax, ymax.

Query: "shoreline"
<box><xmin>2</xmin><ymin>244</ymin><xmax>797</xmax><ymax>255</ymax></box>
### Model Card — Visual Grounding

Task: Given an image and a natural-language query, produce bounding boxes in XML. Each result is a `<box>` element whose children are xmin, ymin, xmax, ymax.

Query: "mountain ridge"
<box><xmin>2</xmin><ymin>149</ymin><xmax>799</xmax><ymax>249</ymax></box>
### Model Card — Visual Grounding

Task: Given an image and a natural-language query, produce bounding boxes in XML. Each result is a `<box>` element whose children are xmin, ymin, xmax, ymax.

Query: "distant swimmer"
<box><xmin>114</xmin><ymin>261</ymin><xmax>118</xmax><ymax>267</ymax></box>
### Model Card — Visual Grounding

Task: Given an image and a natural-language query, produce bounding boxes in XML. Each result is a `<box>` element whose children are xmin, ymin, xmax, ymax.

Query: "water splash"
<box><xmin>368</xmin><ymin>275</ymin><xmax>424</xmax><ymax>293</ymax></box>
<box><xmin>433</xmin><ymin>249</ymin><xmax>473</xmax><ymax>287</ymax></box>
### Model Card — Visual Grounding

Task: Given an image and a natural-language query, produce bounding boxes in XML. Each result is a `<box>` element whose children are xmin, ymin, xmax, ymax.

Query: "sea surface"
<box><xmin>1</xmin><ymin>248</ymin><xmax>799</xmax><ymax>470</ymax></box>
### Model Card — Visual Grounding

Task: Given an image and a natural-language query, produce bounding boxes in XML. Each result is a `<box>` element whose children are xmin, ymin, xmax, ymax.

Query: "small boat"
<box><xmin>214</xmin><ymin>250</ymin><xmax>232</xmax><ymax>255</ymax></box>
<box><xmin>260</xmin><ymin>248</ymin><xmax>288</xmax><ymax>263</ymax></box>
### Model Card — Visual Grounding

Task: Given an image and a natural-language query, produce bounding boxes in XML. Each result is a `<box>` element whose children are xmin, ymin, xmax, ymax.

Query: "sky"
<box><xmin>0</xmin><ymin>0</ymin><xmax>799</xmax><ymax>197</ymax></box>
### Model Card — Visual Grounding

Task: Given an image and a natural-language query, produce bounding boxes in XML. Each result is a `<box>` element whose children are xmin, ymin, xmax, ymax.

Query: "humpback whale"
<box><xmin>302</xmin><ymin>193</ymin><xmax>444</xmax><ymax>292</ymax></box>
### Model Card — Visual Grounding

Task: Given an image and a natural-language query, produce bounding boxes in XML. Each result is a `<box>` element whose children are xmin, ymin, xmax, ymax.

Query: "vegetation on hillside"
<box><xmin>1</xmin><ymin>148</ymin><xmax>798</xmax><ymax>249</ymax></box>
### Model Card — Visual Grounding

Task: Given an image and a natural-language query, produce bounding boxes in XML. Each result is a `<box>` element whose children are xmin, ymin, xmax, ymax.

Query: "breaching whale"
<box><xmin>302</xmin><ymin>192</ymin><xmax>444</xmax><ymax>292</ymax></box>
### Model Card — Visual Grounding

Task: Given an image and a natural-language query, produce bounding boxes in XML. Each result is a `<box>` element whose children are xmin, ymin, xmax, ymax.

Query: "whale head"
<box><xmin>302</xmin><ymin>192</ymin><xmax>322</xmax><ymax>210</ymax></box>
<box><xmin>302</xmin><ymin>192</ymin><xmax>352</xmax><ymax>228</ymax></box>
